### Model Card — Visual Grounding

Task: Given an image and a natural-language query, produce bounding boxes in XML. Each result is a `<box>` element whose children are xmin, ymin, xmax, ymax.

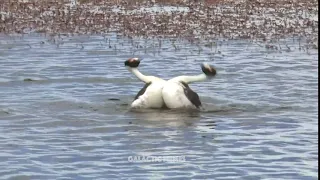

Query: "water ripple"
<box><xmin>0</xmin><ymin>34</ymin><xmax>317</xmax><ymax>179</ymax></box>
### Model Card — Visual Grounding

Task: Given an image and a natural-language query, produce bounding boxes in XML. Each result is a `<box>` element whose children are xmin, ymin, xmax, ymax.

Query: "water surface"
<box><xmin>0</xmin><ymin>34</ymin><xmax>318</xmax><ymax>179</ymax></box>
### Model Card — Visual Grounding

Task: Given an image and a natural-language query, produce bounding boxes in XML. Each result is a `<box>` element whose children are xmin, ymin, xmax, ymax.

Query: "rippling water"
<box><xmin>0</xmin><ymin>33</ymin><xmax>318</xmax><ymax>179</ymax></box>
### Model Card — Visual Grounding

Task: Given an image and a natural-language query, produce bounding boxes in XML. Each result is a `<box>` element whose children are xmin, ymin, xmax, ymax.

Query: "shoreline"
<box><xmin>0</xmin><ymin>0</ymin><xmax>318</xmax><ymax>47</ymax></box>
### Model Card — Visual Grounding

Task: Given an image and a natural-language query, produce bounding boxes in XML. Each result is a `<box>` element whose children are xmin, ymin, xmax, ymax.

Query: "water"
<box><xmin>0</xmin><ymin>33</ymin><xmax>318</xmax><ymax>179</ymax></box>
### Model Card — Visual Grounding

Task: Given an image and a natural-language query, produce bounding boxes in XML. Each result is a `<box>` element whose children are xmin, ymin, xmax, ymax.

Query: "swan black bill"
<box><xmin>125</xmin><ymin>58</ymin><xmax>140</xmax><ymax>68</ymax></box>
<box><xmin>201</xmin><ymin>64</ymin><xmax>217</xmax><ymax>77</ymax></box>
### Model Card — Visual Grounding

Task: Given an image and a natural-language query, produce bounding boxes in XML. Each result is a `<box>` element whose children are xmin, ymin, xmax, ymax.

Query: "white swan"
<box><xmin>125</xmin><ymin>58</ymin><xmax>166</xmax><ymax>109</ymax></box>
<box><xmin>125</xmin><ymin>58</ymin><xmax>217</xmax><ymax>110</ymax></box>
<box><xmin>162</xmin><ymin>64</ymin><xmax>217</xmax><ymax>109</ymax></box>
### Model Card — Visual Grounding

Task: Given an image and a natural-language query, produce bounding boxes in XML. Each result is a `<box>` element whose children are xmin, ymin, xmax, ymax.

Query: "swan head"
<box><xmin>201</xmin><ymin>63</ymin><xmax>217</xmax><ymax>77</ymax></box>
<box><xmin>125</xmin><ymin>58</ymin><xmax>140</xmax><ymax>68</ymax></box>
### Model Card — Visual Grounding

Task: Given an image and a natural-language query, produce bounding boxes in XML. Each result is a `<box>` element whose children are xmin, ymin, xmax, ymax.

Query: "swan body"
<box><xmin>125</xmin><ymin>58</ymin><xmax>217</xmax><ymax>110</ymax></box>
<box><xmin>162</xmin><ymin>64</ymin><xmax>216</xmax><ymax>109</ymax></box>
<box><xmin>162</xmin><ymin>80</ymin><xmax>201</xmax><ymax>109</ymax></box>
<box><xmin>125</xmin><ymin>58</ymin><xmax>166</xmax><ymax>109</ymax></box>
<box><xmin>131</xmin><ymin>81</ymin><xmax>166</xmax><ymax>109</ymax></box>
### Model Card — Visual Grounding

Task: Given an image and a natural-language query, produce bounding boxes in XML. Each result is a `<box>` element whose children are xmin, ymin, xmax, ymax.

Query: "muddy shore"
<box><xmin>0</xmin><ymin>0</ymin><xmax>318</xmax><ymax>48</ymax></box>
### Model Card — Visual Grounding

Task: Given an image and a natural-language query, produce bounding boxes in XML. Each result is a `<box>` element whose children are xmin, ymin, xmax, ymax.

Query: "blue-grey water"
<box><xmin>0</xmin><ymin>33</ymin><xmax>318</xmax><ymax>179</ymax></box>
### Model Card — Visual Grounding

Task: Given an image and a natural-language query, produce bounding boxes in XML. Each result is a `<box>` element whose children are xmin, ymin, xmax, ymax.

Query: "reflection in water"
<box><xmin>114</xmin><ymin>97</ymin><xmax>298</xmax><ymax>117</ymax></box>
<box><xmin>127</xmin><ymin>108</ymin><xmax>202</xmax><ymax>127</ymax></box>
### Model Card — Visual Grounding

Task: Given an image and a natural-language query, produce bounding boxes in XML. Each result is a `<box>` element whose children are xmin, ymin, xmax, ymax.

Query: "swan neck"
<box><xmin>128</xmin><ymin>68</ymin><xmax>150</xmax><ymax>83</ymax></box>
